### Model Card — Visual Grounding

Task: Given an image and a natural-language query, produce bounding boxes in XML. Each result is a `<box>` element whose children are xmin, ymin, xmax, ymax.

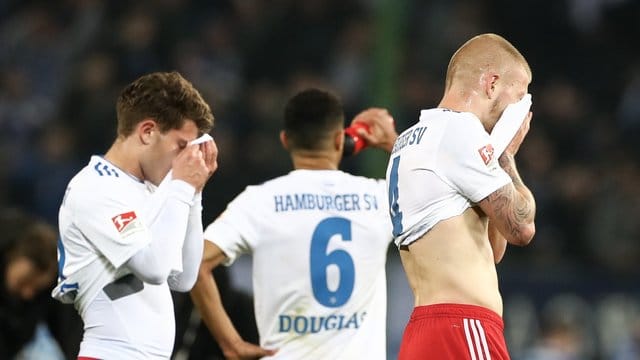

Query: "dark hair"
<box><xmin>0</xmin><ymin>209</ymin><xmax>57</xmax><ymax>273</ymax></box>
<box><xmin>116</xmin><ymin>71</ymin><xmax>214</xmax><ymax>136</ymax></box>
<box><xmin>283</xmin><ymin>88</ymin><xmax>344</xmax><ymax>151</ymax></box>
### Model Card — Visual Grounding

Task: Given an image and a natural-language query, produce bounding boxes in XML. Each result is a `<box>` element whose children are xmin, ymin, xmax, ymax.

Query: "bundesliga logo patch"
<box><xmin>478</xmin><ymin>144</ymin><xmax>495</xmax><ymax>165</ymax></box>
<box><xmin>112</xmin><ymin>211</ymin><xmax>137</xmax><ymax>232</ymax></box>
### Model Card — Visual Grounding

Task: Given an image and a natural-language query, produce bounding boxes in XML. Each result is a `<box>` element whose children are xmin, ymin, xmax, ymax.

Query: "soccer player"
<box><xmin>387</xmin><ymin>33</ymin><xmax>536</xmax><ymax>359</ymax></box>
<box><xmin>52</xmin><ymin>72</ymin><xmax>218</xmax><ymax>359</ymax></box>
<box><xmin>190</xmin><ymin>89</ymin><xmax>398</xmax><ymax>359</ymax></box>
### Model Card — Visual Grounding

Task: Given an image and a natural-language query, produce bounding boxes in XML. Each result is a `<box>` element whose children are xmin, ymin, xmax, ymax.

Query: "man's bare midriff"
<box><xmin>400</xmin><ymin>207</ymin><xmax>503</xmax><ymax>316</ymax></box>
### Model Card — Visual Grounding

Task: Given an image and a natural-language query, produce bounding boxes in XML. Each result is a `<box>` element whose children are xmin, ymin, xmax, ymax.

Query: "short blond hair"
<box><xmin>444</xmin><ymin>33</ymin><xmax>531</xmax><ymax>91</ymax></box>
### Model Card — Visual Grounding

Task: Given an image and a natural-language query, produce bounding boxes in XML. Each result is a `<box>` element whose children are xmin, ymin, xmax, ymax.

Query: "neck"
<box><xmin>103</xmin><ymin>138</ymin><xmax>144</xmax><ymax>179</ymax></box>
<box><xmin>290</xmin><ymin>150</ymin><xmax>340</xmax><ymax>170</ymax></box>
<box><xmin>439</xmin><ymin>90</ymin><xmax>491</xmax><ymax>132</ymax></box>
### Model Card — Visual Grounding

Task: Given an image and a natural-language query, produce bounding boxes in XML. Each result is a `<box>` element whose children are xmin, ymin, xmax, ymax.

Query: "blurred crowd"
<box><xmin>1</xmin><ymin>0</ymin><xmax>639</xmax><ymax>359</ymax></box>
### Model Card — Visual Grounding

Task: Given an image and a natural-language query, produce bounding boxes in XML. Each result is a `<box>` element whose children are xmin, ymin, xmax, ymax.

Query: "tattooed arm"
<box><xmin>479</xmin><ymin>153</ymin><xmax>536</xmax><ymax>246</ymax></box>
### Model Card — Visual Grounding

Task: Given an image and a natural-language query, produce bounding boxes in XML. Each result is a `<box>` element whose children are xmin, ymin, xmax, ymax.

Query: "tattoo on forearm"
<box><xmin>498</xmin><ymin>154</ymin><xmax>522</xmax><ymax>185</ymax></box>
<box><xmin>486</xmin><ymin>186</ymin><xmax>534</xmax><ymax>238</ymax></box>
<box><xmin>490</xmin><ymin>154</ymin><xmax>535</xmax><ymax>237</ymax></box>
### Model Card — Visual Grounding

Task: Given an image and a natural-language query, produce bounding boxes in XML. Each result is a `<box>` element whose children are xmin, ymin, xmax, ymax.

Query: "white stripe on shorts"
<box><xmin>463</xmin><ymin>319</ymin><xmax>477</xmax><ymax>360</ymax></box>
<box><xmin>475</xmin><ymin>319</ymin><xmax>491</xmax><ymax>360</ymax></box>
<box><xmin>464</xmin><ymin>318</ymin><xmax>491</xmax><ymax>360</ymax></box>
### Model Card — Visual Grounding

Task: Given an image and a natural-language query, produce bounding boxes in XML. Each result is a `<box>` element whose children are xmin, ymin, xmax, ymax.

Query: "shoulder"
<box><xmin>442</xmin><ymin>111</ymin><xmax>486</xmax><ymax>135</ymax></box>
<box><xmin>440</xmin><ymin>112</ymin><xmax>490</xmax><ymax>152</ymax></box>
<box><xmin>340</xmin><ymin>172</ymin><xmax>385</xmax><ymax>188</ymax></box>
<box><xmin>66</xmin><ymin>157</ymin><xmax>140</xmax><ymax>206</ymax></box>
<box><xmin>242</xmin><ymin>174</ymin><xmax>287</xmax><ymax>196</ymax></box>
<box><xmin>245</xmin><ymin>172</ymin><xmax>310</xmax><ymax>195</ymax></box>
<box><xmin>226</xmin><ymin>178</ymin><xmax>282</xmax><ymax>208</ymax></box>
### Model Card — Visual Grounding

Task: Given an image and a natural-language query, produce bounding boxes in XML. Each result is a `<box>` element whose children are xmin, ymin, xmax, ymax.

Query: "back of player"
<box><xmin>205</xmin><ymin>169</ymin><xmax>391</xmax><ymax>359</ymax></box>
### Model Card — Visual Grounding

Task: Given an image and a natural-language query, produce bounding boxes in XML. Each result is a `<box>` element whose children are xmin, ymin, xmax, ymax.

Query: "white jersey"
<box><xmin>53</xmin><ymin>156</ymin><xmax>195</xmax><ymax>359</ymax></box>
<box><xmin>386</xmin><ymin>109</ymin><xmax>512</xmax><ymax>247</ymax></box>
<box><xmin>204</xmin><ymin>169</ymin><xmax>392</xmax><ymax>359</ymax></box>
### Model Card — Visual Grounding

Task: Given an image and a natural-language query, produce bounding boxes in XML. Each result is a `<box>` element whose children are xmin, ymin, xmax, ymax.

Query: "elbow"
<box><xmin>511</xmin><ymin>223</ymin><xmax>536</xmax><ymax>246</ymax></box>
<box><xmin>186</xmin><ymin>262</ymin><xmax>216</xmax><ymax>294</ymax></box>
<box><xmin>182</xmin><ymin>277</ymin><xmax>197</xmax><ymax>292</ymax></box>
<box><xmin>169</xmin><ymin>262</ymin><xmax>205</xmax><ymax>292</ymax></box>
<box><xmin>138</xmin><ymin>270</ymin><xmax>169</xmax><ymax>285</ymax></box>
<box><xmin>127</xmin><ymin>259</ymin><xmax>170</xmax><ymax>285</ymax></box>
<box><xmin>197</xmin><ymin>256</ymin><xmax>219</xmax><ymax>281</ymax></box>
<box><xmin>169</xmin><ymin>275</ymin><xmax>197</xmax><ymax>292</ymax></box>
<box><xmin>198</xmin><ymin>263</ymin><xmax>212</xmax><ymax>280</ymax></box>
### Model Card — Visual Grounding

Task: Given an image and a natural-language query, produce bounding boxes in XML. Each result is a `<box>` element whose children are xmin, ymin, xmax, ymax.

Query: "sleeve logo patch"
<box><xmin>478</xmin><ymin>144</ymin><xmax>495</xmax><ymax>165</ymax></box>
<box><xmin>112</xmin><ymin>211</ymin><xmax>137</xmax><ymax>232</ymax></box>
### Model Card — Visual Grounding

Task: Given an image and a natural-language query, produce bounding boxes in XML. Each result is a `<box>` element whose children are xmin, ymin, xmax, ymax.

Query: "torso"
<box><xmin>386</xmin><ymin>109</ymin><xmax>512</xmax><ymax>317</ymax></box>
<box><xmin>400</xmin><ymin>207</ymin><xmax>502</xmax><ymax>315</ymax></box>
<box><xmin>54</xmin><ymin>156</ymin><xmax>175</xmax><ymax>359</ymax></box>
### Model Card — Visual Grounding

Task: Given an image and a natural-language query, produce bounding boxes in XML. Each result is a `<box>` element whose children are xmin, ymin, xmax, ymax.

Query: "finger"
<box><xmin>186</xmin><ymin>143</ymin><xmax>200</xmax><ymax>155</ymax></box>
<box><xmin>198</xmin><ymin>141</ymin><xmax>210</xmax><ymax>159</ymax></box>
<box><xmin>199</xmin><ymin>140</ymin><xmax>210</xmax><ymax>158</ymax></box>
<box><xmin>210</xmin><ymin>139</ymin><xmax>218</xmax><ymax>159</ymax></box>
<box><xmin>356</xmin><ymin>127</ymin><xmax>376</xmax><ymax>143</ymax></box>
<box><xmin>206</xmin><ymin>140</ymin><xmax>218</xmax><ymax>165</ymax></box>
<box><xmin>207</xmin><ymin>141</ymin><xmax>219</xmax><ymax>173</ymax></box>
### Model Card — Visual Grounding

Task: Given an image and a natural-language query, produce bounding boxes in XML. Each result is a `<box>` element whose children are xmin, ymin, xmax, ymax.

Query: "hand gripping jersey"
<box><xmin>386</xmin><ymin>109</ymin><xmax>512</xmax><ymax>248</ymax></box>
<box><xmin>204</xmin><ymin>170</ymin><xmax>392</xmax><ymax>359</ymax></box>
<box><xmin>53</xmin><ymin>156</ymin><xmax>198</xmax><ymax>359</ymax></box>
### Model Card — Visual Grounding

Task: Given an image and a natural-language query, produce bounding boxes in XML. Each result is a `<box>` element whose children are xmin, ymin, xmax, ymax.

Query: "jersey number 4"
<box><xmin>388</xmin><ymin>156</ymin><xmax>404</xmax><ymax>236</ymax></box>
<box><xmin>310</xmin><ymin>217</ymin><xmax>355</xmax><ymax>308</ymax></box>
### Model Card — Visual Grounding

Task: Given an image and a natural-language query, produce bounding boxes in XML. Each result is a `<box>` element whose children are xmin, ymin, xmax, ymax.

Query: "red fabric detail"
<box><xmin>398</xmin><ymin>303</ymin><xmax>510</xmax><ymax>360</ymax></box>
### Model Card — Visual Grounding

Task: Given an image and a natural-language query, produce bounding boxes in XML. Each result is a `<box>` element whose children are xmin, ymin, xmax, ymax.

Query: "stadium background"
<box><xmin>1</xmin><ymin>0</ymin><xmax>639</xmax><ymax>359</ymax></box>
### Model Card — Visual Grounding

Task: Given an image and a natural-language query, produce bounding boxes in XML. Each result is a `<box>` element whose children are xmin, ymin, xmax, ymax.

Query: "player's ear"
<box><xmin>484</xmin><ymin>73</ymin><xmax>499</xmax><ymax>100</ymax></box>
<box><xmin>279</xmin><ymin>130</ymin><xmax>289</xmax><ymax>150</ymax></box>
<box><xmin>138</xmin><ymin>119</ymin><xmax>157</xmax><ymax>145</ymax></box>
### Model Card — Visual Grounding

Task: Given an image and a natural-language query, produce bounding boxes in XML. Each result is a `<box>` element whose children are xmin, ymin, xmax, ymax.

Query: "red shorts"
<box><xmin>398</xmin><ymin>303</ymin><xmax>510</xmax><ymax>360</ymax></box>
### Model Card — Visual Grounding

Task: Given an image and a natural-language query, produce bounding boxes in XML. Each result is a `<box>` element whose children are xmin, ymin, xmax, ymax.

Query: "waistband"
<box><xmin>409</xmin><ymin>303</ymin><xmax>504</xmax><ymax>330</ymax></box>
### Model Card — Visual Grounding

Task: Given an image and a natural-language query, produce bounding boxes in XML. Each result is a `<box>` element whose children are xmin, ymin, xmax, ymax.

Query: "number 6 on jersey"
<box><xmin>309</xmin><ymin>217</ymin><xmax>355</xmax><ymax>308</ymax></box>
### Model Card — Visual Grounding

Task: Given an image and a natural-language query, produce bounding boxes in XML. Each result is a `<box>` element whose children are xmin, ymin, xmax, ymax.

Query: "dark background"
<box><xmin>1</xmin><ymin>0</ymin><xmax>639</xmax><ymax>358</ymax></box>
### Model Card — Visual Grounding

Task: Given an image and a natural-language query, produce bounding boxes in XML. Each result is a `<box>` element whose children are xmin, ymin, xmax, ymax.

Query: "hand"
<box><xmin>223</xmin><ymin>339</ymin><xmax>277</xmax><ymax>360</ymax></box>
<box><xmin>350</xmin><ymin>108</ymin><xmax>398</xmax><ymax>153</ymax></box>
<box><xmin>199</xmin><ymin>138</ymin><xmax>219</xmax><ymax>187</ymax></box>
<box><xmin>503</xmin><ymin>111</ymin><xmax>532</xmax><ymax>157</ymax></box>
<box><xmin>172</xmin><ymin>143</ymin><xmax>210</xmax><ymax>191</ymax></box>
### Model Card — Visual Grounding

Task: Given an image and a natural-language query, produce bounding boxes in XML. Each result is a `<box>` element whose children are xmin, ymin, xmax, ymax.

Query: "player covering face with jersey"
<box><xmin>387</xmin><ymin>33</ymin><xmax>536</xmax><ymax>359</ymax></box>
<box><xmin>190</xmin><ymin>89</ymin><xmax>399</xmax><ymax>359</ymax></box>
<box><xmin>53</xmin><ymin>72</ymin><xmax>217</xmax><ymax>359</ymax></box>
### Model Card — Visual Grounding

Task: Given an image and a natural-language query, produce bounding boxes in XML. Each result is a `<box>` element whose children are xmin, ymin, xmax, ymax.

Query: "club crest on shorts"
<box><xmin>478</xmin><ymin>144</ymin><xmax>495</xmax><ymax>165</ymax></box>
<box><xmin>112</xmin><ymin>211</ymin><xmax>137</xmax><ymax>232</ymax></box>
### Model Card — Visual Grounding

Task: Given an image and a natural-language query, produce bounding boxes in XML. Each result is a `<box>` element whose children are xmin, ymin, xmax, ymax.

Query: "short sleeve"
<box><xmin>439</xmin><ymin>119</ymin><xmax>512</xmax><ymax>203</ymax></box>
<box><xmin>71</xmin><ymin>184</ymin><xmax>151</xmax><ymax>269</ymax></box>
<box><xmin>203</xmin><ymin>188</ymin><xmax>257</xmax><ymax>266</ymax></box>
